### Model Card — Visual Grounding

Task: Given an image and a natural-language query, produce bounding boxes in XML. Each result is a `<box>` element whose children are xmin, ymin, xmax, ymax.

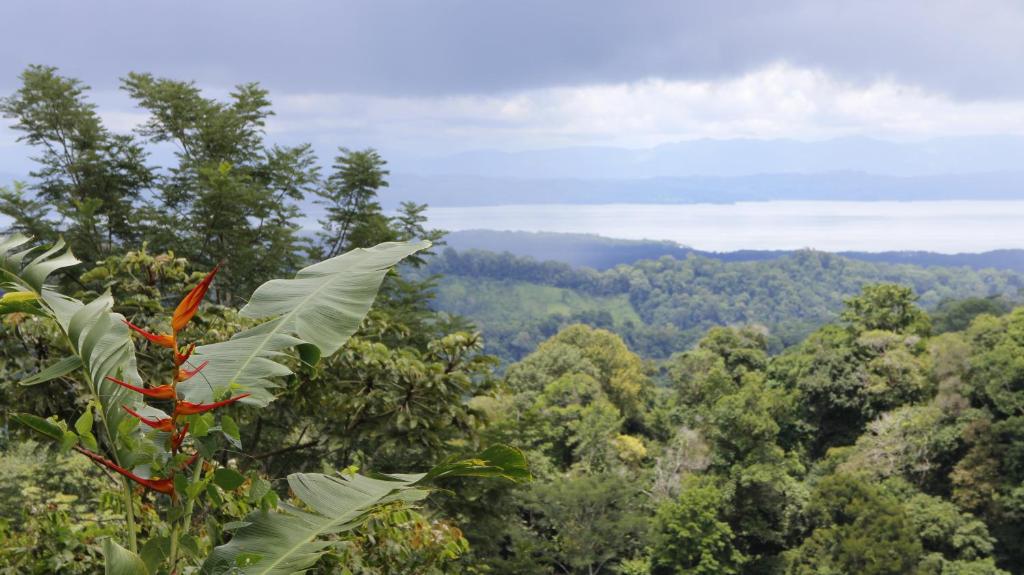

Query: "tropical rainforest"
<box><xmin>1</xmin><ymin>66</ymin><xmax>1023</xmax><ymax>575</ymax></box>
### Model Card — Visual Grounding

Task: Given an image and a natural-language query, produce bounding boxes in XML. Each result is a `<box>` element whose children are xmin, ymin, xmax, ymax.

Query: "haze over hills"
<box><xmin>394</xmin><ymin>136</ymin><xmax>1024</xmax><ymax>179</ymax></box>
<box><xmin>6</xmin><ymin>136</ymin><xmax>1024</xmax><ymax>209</ymax></box>
<box><xmin>387</xmin><ymin>171</ymin><xmax>1024</xmax><ymax>207</ymax></box>
<box><xmin>443</xmin><ymin>230</ymin><xmax>1024</xmax><ymax>272</ymax></box>
<box><xmin>381</xmin><ymin>136</ymin><xmax>1024</xmax><ymax>207</ymax></box>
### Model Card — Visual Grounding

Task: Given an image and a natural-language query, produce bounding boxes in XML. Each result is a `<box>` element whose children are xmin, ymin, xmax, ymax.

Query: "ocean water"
<box><xmin>2</xmin><ymin>201</ymin><xmax>1021</xmax><ymax>253</ymax></box>
<box><xmin>423</xmin><ymin>201</ymin><xmax>1024</xmax><ymax>253</ymax></box>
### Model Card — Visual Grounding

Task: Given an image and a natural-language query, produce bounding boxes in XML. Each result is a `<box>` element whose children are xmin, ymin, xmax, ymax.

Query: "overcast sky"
<box><xmin>3</xmin><ymin>0</ymin><xmax>1024</xmax><ymax>163</ymax></box>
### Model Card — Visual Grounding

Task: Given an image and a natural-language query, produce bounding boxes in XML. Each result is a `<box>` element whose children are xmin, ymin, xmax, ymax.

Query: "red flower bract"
<box><xmin>124</xmin><ymin>320</ymin><xmax>176</xmax><ymax>349</ymax></box>
<box><xmin>122</xmin><ymin>406</ymin><xmax>175</xmax><ymax>433</ymax></box>
<box><xmin>172</xmin><ymin>265</ymin><xmax>219</xmax><ymax>333</ymax></box>
<box><xmin>173</xmin><ymin>393</ymin><xmax>251</xmax><ymax>417</ymax></box>
<box><xmin>74</xmin><ymin>446</ymin><xmax>181</xmax><ymax>496</ymax></box>
<box><xmin>106</xmin><ymin>376</ymin><xmax>176</xmax><ymax>401</ymax></box>
<box><xmin>175</xmin><ymin>360</ymin><xmax>208</xmax><ymax>383</ymax></box>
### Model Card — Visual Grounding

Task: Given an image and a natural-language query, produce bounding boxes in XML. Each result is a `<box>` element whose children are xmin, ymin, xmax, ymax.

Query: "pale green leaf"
<box><xmin>103</xmin><ymin>538</ymin><xmax>149</xmax><ymax>575</ymax></box>
<box><xmin>201</xmin><ymin>444</ymin><xmax>527</xmax><ymax>575</ymax></box>
<box><xmin>184</xmin><ymin>241</ymin><xmax>428</xmax><ymax>406</ymax></box>
<box><xmin>21</xmin><ymin>355</ymin><xmax>82</xmax><ymax>386</ymax></box>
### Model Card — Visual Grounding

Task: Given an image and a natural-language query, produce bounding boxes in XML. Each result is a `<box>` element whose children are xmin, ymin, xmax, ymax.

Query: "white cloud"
<box><xmin>8</xmin><ymin>63</ymin><xmax>1024</xmax><ymax>165</ymax></box>
<box><xmin>266</xmin><ymin>63</ymin><xmax>1024</xmax><ymax>152</ymax></box>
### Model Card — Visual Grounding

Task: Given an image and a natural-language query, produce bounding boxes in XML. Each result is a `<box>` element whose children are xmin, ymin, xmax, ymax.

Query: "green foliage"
<box><xmin>425</xmin><ymin>248</ymin><xmax>1021</xmax><ymax>360</ymax></box>
<box><xmin>770</xmin><ymin>285</ymin><xmax>937</xmax><ymax>456</ymax></box>
<box><xmin>1</xmin><ymin>233</ymin><xmax>525</xmax><ymax>575</ymax></box>
<box><xmin>331</xmin><ymin>505</ymin><xmax>470</xmax><ymax>575</ymax></box>
<box><xmin>499</xmin><ymin>472</ymin><xmax>649</xmax><ymax>575</ymax></box>
<box><xmin>203</xmin><ymin>447</ymin><xmax>527</xmax><ymax>575</ymax></box>
<box><xmin>0</xmin><ymin>65</ymin><xmax>152</xmax><ymax>261</ymax></box>
<box><xmin>0</xmin><ymin>441</ymin><xmax>121</xmax><ymax>574</ymax></box>
<box><xmin>784</xmin><ymin>474</ymin><xmax>923</xmax><ymax>575</ymax></box>
<box><xmin>650</xmin><ymin>476</ymin><xmax>747</xmax><ymax>575</ymax></box>
<box><xmin>841</xmin><ymin>283</ymin><xmax>932</xmax><ymax>335</ymax></box>
<box><xmin>932</xmin><ymin>296</ymin><xmax>1012</xmax><ymax>334</ymax></box>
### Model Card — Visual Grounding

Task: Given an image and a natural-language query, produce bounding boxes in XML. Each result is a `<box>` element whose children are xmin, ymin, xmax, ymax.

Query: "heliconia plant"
<box><xmin>0</xmin><ymin>234</ymin><xmax>529</xmax><ymax>574</ymax></box>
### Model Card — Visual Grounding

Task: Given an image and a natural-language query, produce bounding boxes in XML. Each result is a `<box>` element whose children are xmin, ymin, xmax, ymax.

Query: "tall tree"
<box><xmin>121</xmin><ymin>72</ymin><xmax>318</xmax><ymax>302</ymax></box>
<box><xmin>0</xmin><ymin>65</ymin><xmax>152</xmax><ymax>262</ymax></box>
<box><xmin>315</xmin><ymin>148</ymin><xmax>391</xmax><ymax>258</ymax></box>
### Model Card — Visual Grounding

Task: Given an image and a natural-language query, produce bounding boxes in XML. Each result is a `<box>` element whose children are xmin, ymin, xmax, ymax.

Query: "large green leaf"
<box><xmin>0</xmin><ymin>235</ymin><xmax>80</xmax><ymax>292</ymax></box>
<box><xmin>201</xmin><ymin>445</ymin><xmax>528</xmax><ymax>575</ymax></box>
<box><xmin>184</xmin><ymin>241</ymin><xmax>429</xmax><ymax>405</ymax></box>
<box><xmin>103</xmin><ymin>538</ymin><xmax>149</xmax><ymax>575</ymax></box>
<box><xmin>11</xmin><ymin>413</ymin><xmax>65</xmax><ymax>442</ymax></box>
<box><xmin>1</xmin><ymin>236</ymin><xmax>144</xmax><ymax>458</ymax></box>
<box><xmin>20</xmin><ymin>355</ymin><xmax>83</xmax><ymax>386</ymax></box>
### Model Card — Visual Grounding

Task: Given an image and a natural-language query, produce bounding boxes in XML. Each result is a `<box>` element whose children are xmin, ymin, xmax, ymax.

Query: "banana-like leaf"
<box><xmin>183</xmin><ymin>241</ymin><xmax>429</xmax><ymax>406</ymax></box>
<box><xmin>0</xmin><ymin>235</ymin><xmax>80</xmax><ymax>292</ymax></box>
<box><xmin>103</xmin><ymin>538</ymin><xmax>149</xmax><ymax>575</ymax></box>
<box><xmin>1</xmin><ymin>236</ymin><xmax>144</xmax><ymax>458</ymax></box>
<box><xmin>201</xmin><ymin>445</ymin><xmax>528</xmax><ymax>575</ymax></box>
<box><xmin>21</xmin><ymin>355</ymin><xmax>83</xmax><ymax>386</ymax></box>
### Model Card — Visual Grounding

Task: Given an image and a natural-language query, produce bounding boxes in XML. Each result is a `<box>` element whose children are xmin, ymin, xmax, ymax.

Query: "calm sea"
<box><xmin>2</xmin><ymin>201</ymin><xmax>1021</xmax><ymax>253</ymax></box>
<box><xmin>423</xmin><ymin>201</ymin><xmax>1024</xmax><ymax>253</ymax></box>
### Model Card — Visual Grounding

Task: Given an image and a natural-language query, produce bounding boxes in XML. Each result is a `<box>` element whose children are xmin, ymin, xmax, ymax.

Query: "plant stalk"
<box><xmin>122</xmin><ymin>477</ymin><xmax>138</xmax><ymax>552</ymax></box>
<box><xmin>168</xmin><ymin>456</ymin><xmax>205</xmax><ymax>572</ymax></box>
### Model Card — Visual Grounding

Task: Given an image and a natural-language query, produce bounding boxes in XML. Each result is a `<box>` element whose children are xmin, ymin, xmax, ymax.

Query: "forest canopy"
<box><xmin>2</xmin><ymin>65</ymin><xmax>1023</xmax><ymax>575</ymax></box>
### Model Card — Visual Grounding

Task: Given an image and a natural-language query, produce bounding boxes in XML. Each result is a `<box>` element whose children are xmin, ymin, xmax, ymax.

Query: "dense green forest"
<box><xmin>445</xmin><ymin>230</ymin><xmax>1024</xmax><ymax>272</ymax></box>
<box><xmin>423</xmin><ymin>247</ymin><xmax>1022</xmax><ymax>360</ymax></box>
<box><xmin>3</xmin><ymin>66</ymin><xmax>1024</xmax><ymax>575</ymax></box>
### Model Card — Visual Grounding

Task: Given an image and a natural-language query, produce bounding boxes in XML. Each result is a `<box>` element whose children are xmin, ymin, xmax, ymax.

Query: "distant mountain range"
<box><xmin>443</xmin><ymin>230</ymin><xmax>1024</xmax><ymax>273</ymax></box>
<box><xmin>7</xmin><ymin>136</ymin><xmax>1024</xmax><ymax>210</ymax></box>
<box><xmin>394</xmin><ymin>136</ymin><xmax>1024</xmax><ymax>179</ymax></box>
<box><xmin>387</xmin><ymin>171</ymin><xmax>1024</xmax><ymax>207</ymax></box>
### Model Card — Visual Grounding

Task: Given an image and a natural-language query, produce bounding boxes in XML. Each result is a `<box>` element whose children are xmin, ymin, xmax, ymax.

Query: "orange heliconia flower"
<box><xmin>124</xmin><ymin>320</ymin><xmax>176</xmax><ymax>349</ymax></box>
<box><xmin>174</xmin><ymin>343</ymin><xmax>196</xmax><ymax>367</ymax></box>
<box><xmin>172</xmin><ymin>423</ymin><xmax>190</xmax><ymax>451</ymax></box>
<box><xmin>173</xmin><ymin>393</ymin><xmax>251</xmax><ymax>417</ymax></box>
<box><xmin>106</xmin><ymin>376</ymin><xmax>176</xmax><ymax>401</ymax></box>
<box><xmin>175</xmin><ymin>360</ymin><xmax>209</xmax><ymax>382</ymax></box>
<box><xmin>75</xmin><ymin>446</ymin><xmax>196</xmax><ymax>496</ymax></box>
<box><xmin>172</xmin><ymin>264</ymin><xmax>219</xmax><ymax>333</ymax></box>
<box><xmin>123</xmin><ymin>265</ymin><xmax>219</xmax><ymax>350</ymax></box>
<box><xmin>122</xmin><ymin>406</ymin><xmax>176</xmax><ymax>433</ymax></box>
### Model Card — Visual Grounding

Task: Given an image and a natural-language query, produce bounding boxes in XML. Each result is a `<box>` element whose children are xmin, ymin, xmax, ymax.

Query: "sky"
<box><xmin>4</xmin><ymin>0</ymin><xmax>1024</xmax><ymax>163</ymax></box>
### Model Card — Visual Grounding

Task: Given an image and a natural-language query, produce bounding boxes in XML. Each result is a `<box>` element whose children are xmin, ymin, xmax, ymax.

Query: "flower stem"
<box><xmin>122</xmin><ymin>477</ymin><xmax>138</xmax><ymax>552</ymax></box>
<box><xmin>168</xmin><ymin>456</ymin><xmax>204</xmax><ymax>572</ymax></box>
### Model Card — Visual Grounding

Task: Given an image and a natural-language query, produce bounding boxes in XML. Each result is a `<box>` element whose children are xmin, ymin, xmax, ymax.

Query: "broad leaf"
<box><xmin>21</xmin><ymin>355</ymin><xmax>83</xmax><ymax>386</ymax></box>
<box><xmin>1</xmin><ymin>236</ymin><xmax>144</xmax><ymax>459</ymax></box>
<box><xmin>184</xmin><ymin>241</ymin><xmax>429</xmax><ymax>405</ymax></box>
<box><xmin>0</xmin><ymin>235</ymin><xmax>80</xmax><ymax>292</ymax></box>
<box><xmin>103</xmin><ymin>538</ymin><xmax>149</xmax><ymax>575</ymax></box>
<box><xmin>201</xmin><ymin>445</ymin><xmax>528</xmax><ymax>575</ymax></box>
<box><xmin>11</xmin><ymin>413</ymin><xmax>65</xmax><ymax>442</ymax></box>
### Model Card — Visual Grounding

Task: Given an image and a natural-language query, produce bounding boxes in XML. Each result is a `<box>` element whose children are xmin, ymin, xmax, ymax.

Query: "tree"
<box><xmin>315</xmin><ymin>148</ymin><xmax>391</xmax><ymax>258</ymax></box>
<box><xmin>785</xmin><ymin>474</ymin><xmax>923</xmax><ymax>575</ymax></box>
<box><xmin>650</xmin><ymin>475</ymin><xmax>747</xmax><ymax>575</ymax></box>
<box><xmin>932</xmin><ymin>297</ymin><xmax>1012</xmax><ymax>334</ymax></box>
<box><xmin>121</xmin><ymin>72</ymin><xmax>317</xmax><ymax>302</ymax></box>
<box><xmin>505</xmin><ymin>324</ymin><xmax>651</xmax><ymax>424</ymax></box>
<box><xmin>0</xmin><ymin>65</ymin><xmax>152</xmax><ymax>262</ymax></box>
<box><xmin>503</xmin><ymin>472</ymin><xmax>649</xmax><ymax>575</ymax></box>
<box><xmin>841</xmin><ymin>283</ymin><xmax>931</xmax><ymax>336</ymax></box>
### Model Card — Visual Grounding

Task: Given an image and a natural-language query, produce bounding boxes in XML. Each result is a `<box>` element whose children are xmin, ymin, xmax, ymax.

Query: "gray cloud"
<box><xmin>2</xmin><ymin>0</ymin><xmax>1023</xmax><ymax>99</ymax></box>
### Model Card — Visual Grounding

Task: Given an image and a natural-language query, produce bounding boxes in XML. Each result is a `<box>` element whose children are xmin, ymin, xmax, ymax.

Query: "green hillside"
<box><xmin>425</xmin><ymin>248</ymin><xmax>1024</xmax><ymax>360</ymax></box>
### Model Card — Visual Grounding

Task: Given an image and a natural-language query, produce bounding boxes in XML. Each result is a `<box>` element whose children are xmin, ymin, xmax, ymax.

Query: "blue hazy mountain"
<box><xmin>444</xmin><ymin>230</ymin><xmax>1024</xmax><ymax>273</ymax></box>
<box><xmin>386</xmin><ymin>171</ymin><xmax>1024</xmax><ymax>207</ymax></box>
<box><xmin>394</xmin><ymin>135</ymin><xmax>1024</xmax><ymax>179</ymax></box>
